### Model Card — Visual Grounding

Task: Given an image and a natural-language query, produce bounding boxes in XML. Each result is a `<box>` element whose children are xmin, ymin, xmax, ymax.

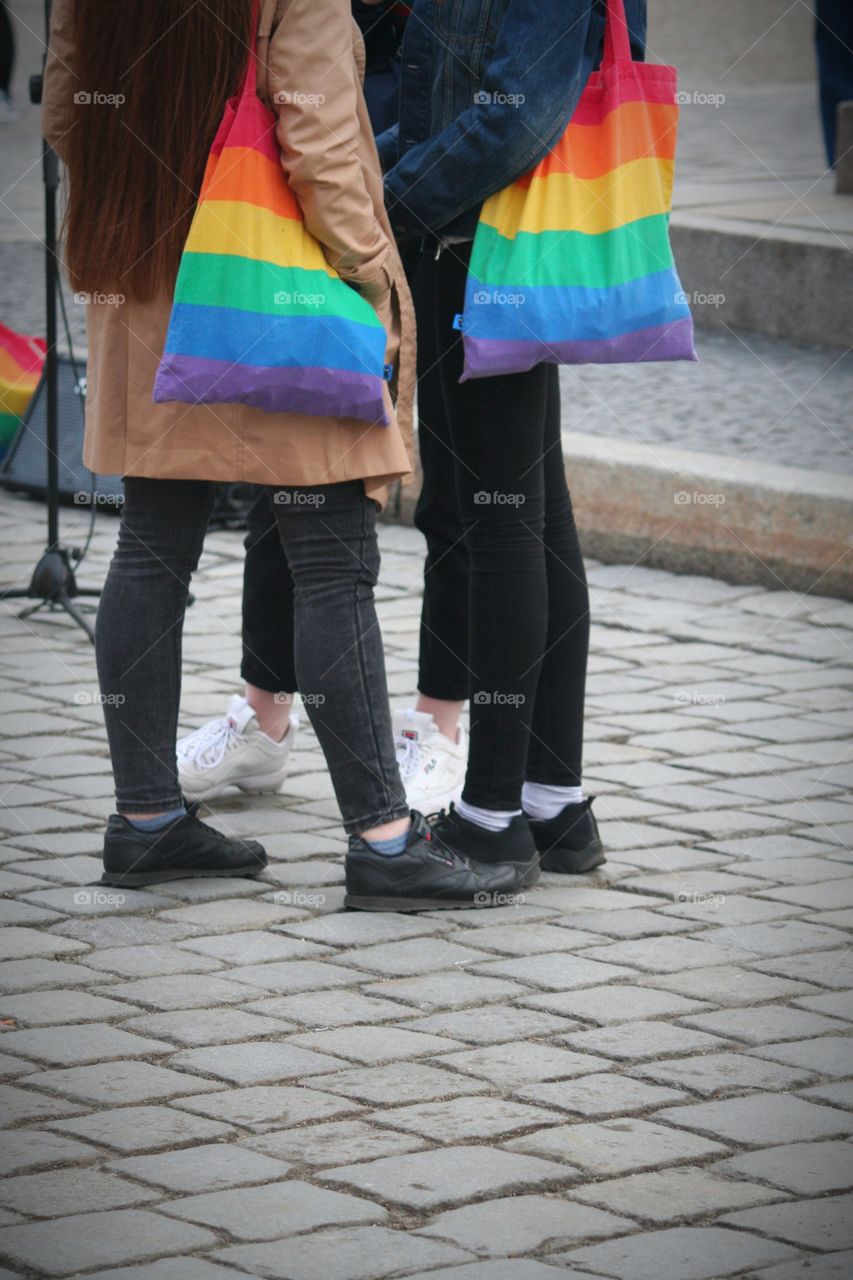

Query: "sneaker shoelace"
<box><xmin>394</xmin><ymin>734</ymin><xmax>424</xmax><ymax>781</ymax></box>
<box><xmin>416</xmin><ymin>811</ymin><xmax>467</xmax><ymax>867</ymax></box>
<box><xmin>178</xmin><ymin>717</ymin><xmax>242</xmax><ymax>771</ymax></box>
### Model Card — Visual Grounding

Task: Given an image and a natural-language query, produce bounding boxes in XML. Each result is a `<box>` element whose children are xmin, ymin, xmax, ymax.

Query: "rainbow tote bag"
<box><xmin>154</xmin><ymin>2</ymin><xmax>389</xmax><ymax>423</ymax></box>
<box><xmin>457</xmin><ymin>0</ymin><xmax>696</xmax><ymax>379</ymax></box>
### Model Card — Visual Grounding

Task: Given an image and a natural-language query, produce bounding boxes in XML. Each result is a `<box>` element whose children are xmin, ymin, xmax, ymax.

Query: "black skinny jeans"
<box><xmin>232</xmin><ymin>244</ymin><xmax>590</xmax><ymax>811</ymax></box>
<box><xmin>95</xmin><ymin>477</ymin><xmax>409</xmax><ymax>834</ymax></box>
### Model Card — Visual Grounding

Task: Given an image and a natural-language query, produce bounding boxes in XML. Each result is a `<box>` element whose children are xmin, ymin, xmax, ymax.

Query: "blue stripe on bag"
<box><xmin>463</xmin><ymin>269</ymin><xmax>690</xmax><ymax>343</ymax></box>
<box><xmin>163</xmin><ymin>304</ymin><xmax>387</xmax><ymax>375</ymax></box>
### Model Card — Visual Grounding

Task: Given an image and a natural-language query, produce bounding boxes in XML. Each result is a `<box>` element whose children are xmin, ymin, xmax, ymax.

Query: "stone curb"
<box><xmin>670</xmin><ymin>215</ymin><xmax>853</xmax><ymax>349</ymax></box>
<box><xmin>392</xmin><ymin>433</ymin><xmax>853</xmax><ymax>601</ymax></box>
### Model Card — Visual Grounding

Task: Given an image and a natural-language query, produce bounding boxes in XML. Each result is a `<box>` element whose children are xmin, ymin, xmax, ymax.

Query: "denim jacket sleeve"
<box><xmin>376</xmin><ymin>121</ymin><xmax>400</xmax><ymax>173</ymax></box>
<box><xmin>384</xmin><ymin>0</ymin><xmax>646</xmax><ymax>237</ymax></box>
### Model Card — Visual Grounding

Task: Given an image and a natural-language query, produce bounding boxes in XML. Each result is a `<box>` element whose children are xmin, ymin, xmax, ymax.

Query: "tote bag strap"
<box><xmin>603</xmin><ymin>0</ymin><xmax>632</xmax><ymax>66</ymax></box>
<box><xmin>239</xmin><ymin>0</ymin><xmax>263</xmax><ymax>98</ymax></box>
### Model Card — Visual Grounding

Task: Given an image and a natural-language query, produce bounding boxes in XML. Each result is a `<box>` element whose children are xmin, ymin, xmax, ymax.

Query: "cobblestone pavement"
<box><xmin>0</xmin><ymin>491</ymin><xmax>852</xmax><ymax>1278</ymax></box>
<box><xmin>558</xmin><ymin>329</ymin><xmax>853</xmax><ymax>475</ymax></box>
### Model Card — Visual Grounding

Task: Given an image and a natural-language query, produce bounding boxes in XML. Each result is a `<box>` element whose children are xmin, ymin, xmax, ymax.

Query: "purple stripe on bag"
<box><xmin>459</xmin><ymin>318</ymin><xmax>697</xmax><ymax>381</ymax></box>
<box><xmin>154</xmin><ymin>355</ymin><xmax>390</xmax><ymax>425</ymax></box>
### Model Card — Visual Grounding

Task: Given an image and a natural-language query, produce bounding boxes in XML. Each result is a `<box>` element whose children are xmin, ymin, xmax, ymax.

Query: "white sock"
<box><xmin>261</xmin><ymin>720</ymin><xmax>292</xmax><ymax>747</ymax></box>
<box><xmin>522</xmin><ymin>782</ymin><xmax>584</xmax><ymax>821</ymax></box>
<box><xmin>456</xmin><ymin>798</ymin><xmax>521</xmax><ymax>832</ymax></box>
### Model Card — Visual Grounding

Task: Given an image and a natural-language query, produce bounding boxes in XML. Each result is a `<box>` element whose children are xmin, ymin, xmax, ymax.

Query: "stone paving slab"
<box><xmin>108</xmin><ymin>1143</ymin><xmax>293</xmax><ymax>1194</ymax></box>
<box><xmin>214</xmin><ymin>1225</ymin><xmax>472</xmax><ymax>1280</ymax></box>
<box><xmin>720</xmin><ymin>1194</ymin><xmax>853</xmax><ymax>1252</ymax></box>
<box><xmin>568</xmin><ymin>1165</ymin><xmax>786</xmax><ymax>1223</ymax></box>
<box><xmin>319</xmin><ymin>1146</ymin><xmax>575</xmax><ymax>1211</ymax></box>
<box><xmin>553</xmin><ymin>1225</ymin><xmax>801</xmax><ymax>1279</ymax></box>
<box><xmin>653</xmin><ymin>1094</ymin><xmax>853</xmax><ymax>1146</ymax></box>
<box><xmin>1</xmin><ymin>501</ymin><xmax>853</xmax><ymax>1276</ymax></box>
<box><xmin>81</xmin><ymin>1262</ymin><xmax>258</xmax><ymax>1280</ymax></box>
<box><xmin>0</xmin><ymin>1166</ymin><xmax>156</xmax><ymax>1217</ymax></box>
<box><xmin>0</xmin><ymin>1208</ymin><xmax>217</xmax><ymax>1277</ymax></box>
<box><xmin>416</xmin><ymin>1194</ymin><xmax>632</xmax><ymax>1256</ymax></box>
<box><xmin>160</xmin><ymin>1179</ymin><xmax>387</xmax><ymax>1241</ymax></box>
<box><xmin>47</xmin><ymin>1106</ymin><xmax>237</xmax><ymax>1154</ymax></box>
<box><xmin>713</xmin><ymin>1141</ymin><xmax>853</xmax><ymax>1195</ymax></box>
<box><xmin>244</xmin><ymin>1120</ymin><xmax>430</xmax><ymax>1169</ymax></box>
<box><xmin>505</xmin><ymin>1118</ymin><xmax>728</xmax><ymax>1175</ymax></box>
<box><xmin>748</xmin><ymin>1254</ymin><xmax>853</xmax><ymax>1280</ymax></box>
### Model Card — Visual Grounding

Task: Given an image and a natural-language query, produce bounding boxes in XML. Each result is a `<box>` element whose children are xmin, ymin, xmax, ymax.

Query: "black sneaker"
<box><xmin>429</xmin><ymin>805</ymin><xmax>540</xmax><ymax>890</ymax></box>
<box><xmin>101</xmin><ymin>804</ymin><xmax>268</xmax><ymax>887</ymax></box>
<box><xmin>527</xmin><ymin>797</ymin><xmax>605</xmax><ymax>873</ymax></box>
<box><xmin>345</xmin><ymin>810</ymin><xmax>520</xmax><ymax>912</ymax></box>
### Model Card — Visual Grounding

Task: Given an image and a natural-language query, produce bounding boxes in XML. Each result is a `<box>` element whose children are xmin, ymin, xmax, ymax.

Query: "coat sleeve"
<box><xmin>267</xmin><ymin>0</ymin><xmax>392</xmax><ymax>288</ymax></box>
<box><xmin>42</xmin><ymin>0</ymin><xmax>80</xmax><ymax>162</ymax></box>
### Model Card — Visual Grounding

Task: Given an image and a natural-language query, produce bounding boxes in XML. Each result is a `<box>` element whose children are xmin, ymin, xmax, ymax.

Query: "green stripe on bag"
<box><xmin>173</xmin><ymin>253</ymin><xmax>380</xmax><ymax>325</ymax></box>
<box><xmin>472</xmin><ymin>214</ymin><xmax>675</xmax><ymax>291</ymax></box>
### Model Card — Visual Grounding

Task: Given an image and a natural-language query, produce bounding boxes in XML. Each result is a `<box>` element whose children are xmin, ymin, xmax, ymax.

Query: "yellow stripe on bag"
<box><xmin>482</xmin><ymin>157</ymin><xmax>675</xmax><ymax>239</ymax></box>
<box><xmin>185</xmin><ymin>200</ymin><xmax>337</xmax><ymax>275</ymax></box>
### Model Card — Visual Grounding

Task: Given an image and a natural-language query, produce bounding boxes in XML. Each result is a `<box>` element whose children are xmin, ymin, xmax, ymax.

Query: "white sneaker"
<box><xmin>393</xmin><ymin>707</ymin><xmax>468</xmax><ymax>815</ymax></box>
<box><xmin>177</xmin><ymin>695</ymin><xmax>298</xmax><ymax>801</ymax></box>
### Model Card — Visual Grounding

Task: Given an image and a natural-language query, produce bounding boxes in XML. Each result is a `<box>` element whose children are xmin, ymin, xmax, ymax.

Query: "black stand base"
<box><xmin>2</xmin><ymin>547</ymin><xmax>100</xmax><ymax>641</ymax></box>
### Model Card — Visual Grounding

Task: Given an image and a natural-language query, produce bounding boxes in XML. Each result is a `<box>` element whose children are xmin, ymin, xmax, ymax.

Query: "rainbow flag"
<box><xmin>154</xmin><ymin>10</ymin><xmax>388</xmax><ymax>424</ymax></box>
<box><xmin>0</xmin><ymin>324</ymin><xmax>46</xmax><ymax>458</ymax></box>
<box><xmin>460</xmin><ymin>0</ymin><xmax>696</xmax><ymax>378</ymax></box>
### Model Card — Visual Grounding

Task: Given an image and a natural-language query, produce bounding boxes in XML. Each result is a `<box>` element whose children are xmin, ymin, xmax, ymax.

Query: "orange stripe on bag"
<box><xmin>518</xmin><ymin>100</ymin><xmax>678</xmax><ymax>186</ymax></box>
<box><xmin>200</xmin><ymin>144</ymin><xmax>302</xmax><ymax>220</ymax></box>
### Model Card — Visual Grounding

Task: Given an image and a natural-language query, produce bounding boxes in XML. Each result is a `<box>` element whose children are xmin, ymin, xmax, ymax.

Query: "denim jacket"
<box><xmin>379</xmin><ymin>0</ymin><xmax>647</xmax><ymax>241</ymax></box>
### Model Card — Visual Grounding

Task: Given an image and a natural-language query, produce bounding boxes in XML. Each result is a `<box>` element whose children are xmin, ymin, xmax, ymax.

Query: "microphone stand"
<box><xmin>1</xmin><ymin>0</ymin><xmax>101</xmax><ymax>642</ymax></box>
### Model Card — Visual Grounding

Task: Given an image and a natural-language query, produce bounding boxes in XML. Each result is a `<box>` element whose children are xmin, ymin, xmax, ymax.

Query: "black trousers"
<box><xmin>412</xmin><ymin>242</ymin><xmax>590</xmax><ymax>809</ymax></box>
<box><xmin>234</xmin><ymin>244</ymin><xmax>590</xmax><ymax>810</ymax></box>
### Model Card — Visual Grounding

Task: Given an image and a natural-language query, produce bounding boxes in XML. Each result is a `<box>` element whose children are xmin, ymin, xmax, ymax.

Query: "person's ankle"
<box><xmin>124</xmin><ymin>805</ymin><xmax>186</xmax><ymax>831</ymax></box>
<box><xmin>245</xmin><ymin>684</ymin><xmax>293</xmax><ymax>742</ymax></box>
<box><xmin>414</xmin><ymin>694</ymin><xmax>464</xmax><ymax>743</ymax></box>
<box><xmin>456</xmin><ymin>799</ymin><xmax>521</xmax><ymax>832</ymax></box>
<box><xmin>259</xmin><ymin>718</ymin><xmax>291</xmax><ymax>744</ymax></box>
<box><xmin>522</xmin><ymin>782</ymin><xmax>584</xmax><ymax>822</ymax></box>
<box><xmin>364</xmin><ymin>829</ymin><xmax>409</xmax><ymax>856</ymax></box>
<box><xmin>360</xmin><ymin>815</ymin><xmax>411</xmax><ymax>845</ymax></box>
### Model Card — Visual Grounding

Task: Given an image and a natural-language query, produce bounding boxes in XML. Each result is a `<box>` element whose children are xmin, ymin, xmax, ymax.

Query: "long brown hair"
<box><xmin>63</xmin><ymin>0</ymin><xmax>254</xmax><ymax>301</ymax></box>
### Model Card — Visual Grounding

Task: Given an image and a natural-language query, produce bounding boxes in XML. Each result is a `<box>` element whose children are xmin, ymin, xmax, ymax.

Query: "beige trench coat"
<box><xmin>42</xmin><ymin>0</ymin><xmax>414</xmax><ymax>505</ymax></box>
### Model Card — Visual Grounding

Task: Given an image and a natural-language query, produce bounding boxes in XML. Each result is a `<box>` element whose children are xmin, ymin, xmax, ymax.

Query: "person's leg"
<box><xmin>267</xmin><ymin>479</ymin><xmax>519</xmax><ymax>909</ymax></box>
<box><xmin>389</xmin><ymin>245</ymin><xmax>469</xmax><ymax>815</ymax></box>
<box><xmin>414</xmin><ymin>242</ymin><xmax>549</xmax><ymax>885</ymax></box>
<box><xmin>268</xmin><ymin>479</ymin><xmax>409</xmax><ymax>839</ymax></box>
<box><xmin>411</xmin><ymin>244</ymin><xmax>469</xmax><ymax>739</ymax></box>
<box><xmin>240</xmin><ymin>487</ymin><xmax>297</xmax><ymax>740</ymax></box>
<box><xmin>520</xmin><ymin>367</ymin><xmax>603</xmax><ymax>872</ymax></box>
<box><xmin>176</xmin><ymin>488</ymin><xmax>297</xmax><ymax>801</ymax></box>
<box><xmin>431</xmin><ymin>247</ymin><xmax>552</xmax><ymax>815</ymax></box>
<box><xmin>524</xmin><ymin>364</ymin><xmax>590</xmax><ymax>792</ymax></box>
<box><xmin>96</xmin><ymin>477</ymin><xmax>215</xmax><ymax>814</ymax></box>
<box><xmin>96</xmin><ymin>476</ymin><xmax>267</xmax><ymax>886</ymax></box>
